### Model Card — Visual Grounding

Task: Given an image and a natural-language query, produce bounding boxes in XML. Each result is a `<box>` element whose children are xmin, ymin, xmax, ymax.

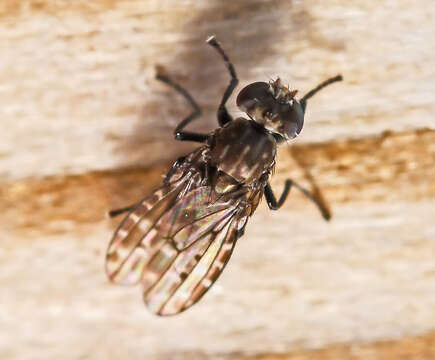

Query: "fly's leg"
<box><xmin>108</xmin><ymin>204</ymin><xmax>139</xmax><ymax>218</ymax></box>
<box><xmin>264</xmin><ymin>181</ymin><xmax>291</xmax><ymax>211</ymax></box>
<box><xmin>265</xmin><ymin>180</ymin><xmax>331</xmax><ymax>221</ymax></box>
<box><xmin>156</xmin><ymin>74</ymin><xmax>209</xmax><ymax>143</ymax></box>
<box><xmin>206</xmin><ymin>36</ymin><xmax>238</xmax><ymax>127</ymax></box>
<box><xmin>300</xmin><ymin>75</ymin><xmax>343</xmax><ymax>113</ymax></box>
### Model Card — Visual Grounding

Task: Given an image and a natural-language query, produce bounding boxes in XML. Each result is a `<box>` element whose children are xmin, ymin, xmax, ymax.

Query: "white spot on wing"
<box><xmin>215</xmin><ymin>261</ymin><xmax>224</xmax><ymax>270</ymax></box>
<box><xmin>222</xmin><ymin>243</ymin><xmax>233</xmax><ymax>251</ymax></box>
<box><xmin>202</xmin><ymin>278</ymin><xmax>213</xmax><ymax>288</ymax></box>
<box><xmin>117</xmin><ymin>229</ymin><xmax>129</xmax><ymax>238</ymax></box>
<box><xmin>129</xmin><ymin>212</ymin><xmax>141</xmax><ymax>223</ymax></box>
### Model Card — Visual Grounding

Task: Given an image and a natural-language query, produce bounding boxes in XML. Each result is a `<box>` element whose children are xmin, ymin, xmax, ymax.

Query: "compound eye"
<box><xmin>236</xmin><ymin>82</ymin><xmax>271</xmax><ymax>112</ymax></box>
<box><xmin>282</xmin><ymin>101</ymin><xmax>305</xmax><ymax>138</ymax></box>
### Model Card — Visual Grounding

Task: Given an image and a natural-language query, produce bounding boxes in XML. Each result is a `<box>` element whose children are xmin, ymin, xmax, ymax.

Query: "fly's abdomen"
<box><xmin>210</xmin><ymin>118</ymin><xmax>276</xmax><ymax>184</ymax></box>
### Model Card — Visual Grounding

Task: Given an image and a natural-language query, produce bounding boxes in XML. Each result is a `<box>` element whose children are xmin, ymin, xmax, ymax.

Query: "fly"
<box><xmin>106</xmin><ymin>36</ymin><xmax>342</xmax><ymax>316</ymax></box>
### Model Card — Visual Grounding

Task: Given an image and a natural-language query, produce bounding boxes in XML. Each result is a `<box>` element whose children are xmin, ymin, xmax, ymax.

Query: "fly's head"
<box><xmin>236</xmin><ymin>78</ymin><xmax>304</xmax><ymax>140</ymax></box>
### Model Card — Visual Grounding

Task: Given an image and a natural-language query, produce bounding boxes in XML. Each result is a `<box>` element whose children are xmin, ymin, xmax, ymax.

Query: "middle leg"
<box><xmin>156</xmin><ymin>74</ymin><xmax>209</xmax><ymax>143</ymax></box>
<box><xmin>265</xmin><ymin>180</ymin><xmax>331</xmax><ymax>220</ymax></box>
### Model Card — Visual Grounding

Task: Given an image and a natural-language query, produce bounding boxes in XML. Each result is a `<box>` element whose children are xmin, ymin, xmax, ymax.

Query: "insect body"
<box><xmin>106</xmin><ymin>36</ymin><xmax>342</xmax><ymax>315</ymax></box>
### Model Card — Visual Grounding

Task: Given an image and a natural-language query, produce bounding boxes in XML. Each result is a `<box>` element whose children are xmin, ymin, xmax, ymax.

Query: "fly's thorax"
<box><xmin>209</xmin><ymin>118</ymin><xmax>276</xmax><ymax>184</ymax></box>
<box><xmin>213</xmin><ymin>171</ymin><xmax>239</xmax><ymax>194</ymax></box>
<box><xmin>236</xmin><ymin>78</ymin><xmax>304</xmax><ymax>140</ymax></box>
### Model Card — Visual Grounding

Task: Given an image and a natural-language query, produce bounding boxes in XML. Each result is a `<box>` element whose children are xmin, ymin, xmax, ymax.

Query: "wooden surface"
<box><xmin>1</xmin><ymin>1</ymin><xmax>435</xmax><ymax>359</ymax></box>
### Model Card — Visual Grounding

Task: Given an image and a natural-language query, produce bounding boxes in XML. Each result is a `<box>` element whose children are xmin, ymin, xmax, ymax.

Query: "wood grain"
<box><xmin>1</xmin><ymin>0</ymin><xmax>434</xmax><ymax>180</ymax></box>
<box><xmin>2</xmin><ymin>128</ymin><xmax>434</xmax><ymax>235</ymax></box>
<box><xmin>1</xmin><ymin>1</ymin><xmax>434</xmax><ymax>359</ymax></box>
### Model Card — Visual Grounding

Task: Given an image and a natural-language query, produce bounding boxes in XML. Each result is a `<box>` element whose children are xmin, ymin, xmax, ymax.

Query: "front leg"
<box><xmin>265</xmin><ymin>180</ymin><xmax>331</xmax><ymax>221</ymax></box>
<box><xmin>206</xmin><ymin>36</ymin><xmax>238</xmax><ymax>127</ymax></box>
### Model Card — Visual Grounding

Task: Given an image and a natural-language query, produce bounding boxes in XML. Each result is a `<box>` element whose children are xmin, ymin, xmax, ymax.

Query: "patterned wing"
<box><xmin>106</xmin><ymin>166</ymin><xmax>252</xmax><ymax>315</ymax></box>
<box><xmin>106</xmin><ymin>147</ymin><xmax>205</xmax><ymax>285</ymax></box>
<box><xmin>106</xmin><ymin>175</ymin><xmax>191</xmax><ymax>286</ymax></box>
<box><xmin>143</xmin><ymin>195</ymin><xmax>249</xmax><ymax>315</ymax></box>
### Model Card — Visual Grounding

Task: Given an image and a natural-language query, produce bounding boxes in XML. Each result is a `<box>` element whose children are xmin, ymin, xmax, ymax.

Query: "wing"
<box><xmin>105</xmin><ymin>176</ymin><xmax>192</xmax><ymax>286</ymax></box>
<box><xmin>106</xmin><ymin>147</ymin><xmax>207</xmax><ymax>286</ymax></box>
<box><xmin>106</xmin><ymin>148</ymin><xmax>256</xmax><ymax>315</ymax></box>
<box><xmin>143</xmin><ymin>198</ymin><xmax>249</xmax><ymax>315</ymax></box>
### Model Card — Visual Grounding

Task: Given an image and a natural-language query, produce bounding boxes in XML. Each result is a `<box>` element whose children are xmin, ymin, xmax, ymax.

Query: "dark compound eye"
<box><xmin>281</xmin><ymin>101</ymin><xmax>305</xmax><ymax>138</ymax></box>
<box><xmin>236</xmin><ymin>82</ymin><xmax>273</xmax><ymax>112</ymax></box>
